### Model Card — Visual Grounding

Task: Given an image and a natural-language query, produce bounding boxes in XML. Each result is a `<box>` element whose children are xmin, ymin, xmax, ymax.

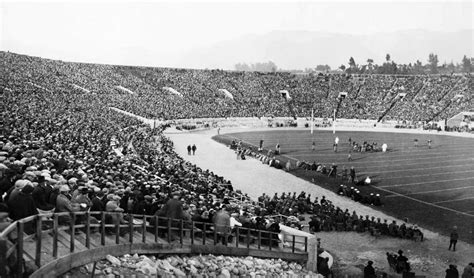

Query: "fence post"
<box><xmin>235</xmin><ymin>227</ymin><xmax>239</xmax><ymax>248</ymax></box>
<box><xmin>246</xmin><ymin>228</ymin><xmax>250</xmax><ymax>248</ymax></box>
<box><xmin>53</xmin><ymin>214</ymin><xmax>58</xmax><ymax>258</ymax></box>
<box><xmin>180</xmin><ymin>220</ymin><xmax>184</xmax><ymax>245</ymax></box>
<box><xmin>213</xmin><ymin>224</ymin><xmax>217</xmax><ymax>245</ymax></box>
<box><xmin>257</xmin><ymin>230</ymin><xmax>261</xmax><ymax>250</ymax></box>
<box><xmin>35</xmin><ymin>215</ymin><xmax>42</xmax><ymax>267</ymax></box>
<box><xmin>304</xmin><ymin>237</ymin><xmax>308</xmax><ymax>252</ymax></box>
<box><xmin>115</xmin><ymin>214</ymin><xmax>120</xmax><ymax>244</ymax></box>
<box><xmin>202</xmin><ymin>223</ymin><xmax>206</xmax><ymax>245</ymax></box>
<box><xmin>142</xmin><ymin>215</ymin><xmax>147</xmax><ymax>243</ymax></box>
<box><xmin>85</xmin><ymin>212</ymin><xmax>90</xmax><ymax>249</ymax></box>
<box><xmin>167</xmin><ymin>218</ymin><xmax>171</xmax><ymax>242</ymax></box>
<box><xmin>70</xmin><ymin>213</ymin><xmax>76</xmax><ymax>253</ymax></box>
<box><xmin>0</xmin><ymin>239</ymin><xmax>8</xmax><ymax>277</ymax></box>
<box><xmin>292</xmin><ymin>235</ymin><xmax>296</xmax><ymax>253</ymax></box>
<box><xmin>268</xmin><ymin>232</ymin><xmax>272</xmax><ymax>251</ymax></box>
<box><xmin>154</xmin><ymin>216</ymin><xmax>158</xmax><ymax>243</ymax></box>
<box><xmin>100</xmin><ymin>212</ymin><xmax>105</xmax><ymax>246</ymax></box>
<box><xmin>190</xmin><ymin>221</ymin><xmax>194</xmax><ymax>245</ymax></box>
<box><xmin>128</xmin><ymin>214</ymin><xmax>133</xmax><ymax>244</ymax></box>
<box><xmin>16</xmin><ymin>221</ymin><xmax>24</xmax><ymax>276</ymax></box>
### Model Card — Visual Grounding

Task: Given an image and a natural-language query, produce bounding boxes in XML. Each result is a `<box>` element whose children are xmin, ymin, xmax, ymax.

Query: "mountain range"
<box><xmin>179</xmin><ymin>29</ymin><xmax>473</xmax><ymax>70</ymax></box>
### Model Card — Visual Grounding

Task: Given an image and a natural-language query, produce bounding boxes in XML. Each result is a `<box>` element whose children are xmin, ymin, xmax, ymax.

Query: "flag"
<box><xmin>311</xmin><ymin>109</ymin><xmax>314</xmax><ymax>134</ymax></box>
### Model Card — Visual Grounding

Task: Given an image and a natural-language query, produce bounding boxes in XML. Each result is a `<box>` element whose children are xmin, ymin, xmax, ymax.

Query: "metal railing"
<box><xmin>0</xmin><ymin>211</ymin><xmax>308</xmax><ymax>277</ymax></box>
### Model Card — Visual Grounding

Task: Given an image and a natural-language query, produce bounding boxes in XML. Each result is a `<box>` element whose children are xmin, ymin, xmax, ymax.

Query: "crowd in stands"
<box><xmin>256</xmin><ymin>191</ymin><xmax>423</xmax><ymax>242</ymax></box>
<box><xmin>0</xmin><ymin>52</ymin><xmax>471</xmax><ymax>277</ymax></box>
<box><xmin>1</xmin><ymin>52</ymin><xmax>472</xmax><ymax>124</ymax></box>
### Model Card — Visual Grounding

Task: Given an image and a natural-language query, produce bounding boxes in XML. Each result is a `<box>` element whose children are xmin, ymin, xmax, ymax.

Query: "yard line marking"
<box><xmin>310</xmin><ymin>157</ymin><xmax>474</xmax><ymax>169</ymax></box>
<box><xmin>378</xmin><ymin>177</ymin><xmax>474</xmax><ymax>188</ymax></box>
<box><xmin>359</xmin><ymin>163</ymin><xmax>474</xmax><ymax>175</ymax></box>
<box><xmin>433</xmin><ymin>196</ymin><xmax>474</xmax><ymax>204</ymax></box>
<box><xmin>375</xmin><ymin>187</ymin><xmax>474</xmax><ymax>217</ymax></box>
<box><xmin>291</xmin><ymin>153</ymin><xmax>474</xmax><ymax>164</ymax></box>
<box><xmin>384</xmin><ymin>185</ymin><xmax>474</xmax><ymax>198</ymax></box>
<box><xmin>381</xmin><ymin>170</ymin><xmax>474</xmax><ymax>180</ymax></box>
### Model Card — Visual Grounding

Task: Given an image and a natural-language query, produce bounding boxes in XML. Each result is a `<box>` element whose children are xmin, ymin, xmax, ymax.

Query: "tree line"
<box><xmin>234</xmin><ymin>55</ymin><xmax>472</xmax><ymax>74</ymax></box>
<box><xmin>339</xmin><ymin>54</ymin><xmax>472</xmax><ymax>75</ymax></box>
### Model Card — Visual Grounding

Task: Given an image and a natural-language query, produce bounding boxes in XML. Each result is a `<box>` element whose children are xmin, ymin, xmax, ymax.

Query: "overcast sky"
<box><xmin>0</xmin><ymin>0</ymin><xmax>472</xmax><ymax>69</ymax></box>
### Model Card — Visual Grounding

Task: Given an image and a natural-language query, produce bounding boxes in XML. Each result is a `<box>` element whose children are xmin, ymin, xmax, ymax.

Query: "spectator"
<box><xmin>461</xmin><ymin>263</ymin><xmax>473</xmax><ymax>278</ymax></box>
<box><xmin>446</xmin><ymin>264</ymin><xmax>459</xmax><ymax>278</ymax></box>
<box><xmin>449</xmin><ymin>226</ymin><xmax>459</xmax><ymax>251</ymax></box>
<box><xmin>364</xmin><ymin>260</ymin><xmax>377</xmax><ymax>278</ymax></box>
<box><xmin>213</xmin><ymin>205</ymin><xmax>231</xmax><ymax>245</ymax></box>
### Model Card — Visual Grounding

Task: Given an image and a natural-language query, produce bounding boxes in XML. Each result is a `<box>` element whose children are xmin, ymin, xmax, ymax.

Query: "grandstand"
<box><xmin>0</xmin><ymin>51</ymin><xmax>473</xmax><ymax>277</ymax></box>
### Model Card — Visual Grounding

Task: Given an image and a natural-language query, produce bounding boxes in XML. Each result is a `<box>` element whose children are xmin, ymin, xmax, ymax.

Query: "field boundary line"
<box><xmin>433</xmin><ymin>196</ymin><xmax>474</xmax><ymax>204</ymax></box>
<box><xmin>378</xmin><ymin>177</ymin><xmax>474</xmax><ymax>188</ymax></box>
<box><xmin>359</xmin><ymin>163</ymin><xmax>474</xmax><ymax>175</ymax></box>
<box><xmin>375</xmin><ymin>187</ymin><xmax>474</xmax><ymax>217</ymax></box>
<box><xmin>384</xmin><ymin>185</ymin><xmax>474</xmax><ymax>198</ymax></box>
<box><xmin>381</xmin><ymin>170</ymin><xmax>474</xmax><ymax>180</ymax></box>
<box><xmin>291</xmin><ymin>153</ymin><xmax>474</xmax><ymax>164</ymax></box>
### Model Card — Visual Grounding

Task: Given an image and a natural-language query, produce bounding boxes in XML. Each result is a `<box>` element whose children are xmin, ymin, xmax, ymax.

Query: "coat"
<box><xmin>7</xmin><ymin>191</ymin><xmax>38</xmax><ymax>221</ymax></box>
<box><xmin>158</xmin><ymin>197</ymin><xmax>184</xmax><ymax>220</ymax></box>
<box><xmin>32</xmin><ymin>183</ymin><xmax>54</xmax><ymax>211</ymax></box>
<box><xmin>213</xmin><ymin>210</ymin><xmax>230</xmax><ymax>234</ymax></box>
<box><xmin>56</xmin><ymin>194</ymin><xmax>74</xmax><ymax>213</ymax></box>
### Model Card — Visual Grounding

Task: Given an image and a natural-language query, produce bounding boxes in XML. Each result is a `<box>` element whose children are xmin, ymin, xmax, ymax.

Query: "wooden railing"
<box><xmin>0</xmin><ymin>211</ymin><xmax>308</xmax><ymax>277</ymax></box>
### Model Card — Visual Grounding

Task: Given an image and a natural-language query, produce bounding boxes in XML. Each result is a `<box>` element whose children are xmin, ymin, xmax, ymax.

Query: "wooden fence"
<box><xmin>0</xmin><ymin>211</ymin><xmax>308</xmax><ymax>277</ymax></box>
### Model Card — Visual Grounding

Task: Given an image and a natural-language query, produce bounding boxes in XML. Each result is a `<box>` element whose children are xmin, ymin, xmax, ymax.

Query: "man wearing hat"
<box><xmin>364</xmin><ymin>261</ymin><xmax>376</xmax><ymax>278</ymax></box>
<box><xmin>7</xmin><ymin>183</ymin><xmax>38</xmax><ymax>221</ymax></box>
<box><xmin>32</xmin><ymin>175</ymin><xmax>55</xmax><ymax>211</ymax></box>
<box><xmin>153</xmin><ymin>191</ymin><xmax>185</xmax><ymax>240</ymax></box>
<box><xmin>213</xmin><ymin>205</ymin><xmax>231</xmax><ymax>245</ymax></box>
<box><xmin>56</xmin><ymin>185</ymin><xmax>78</xmax><ymax>224</ymax></box>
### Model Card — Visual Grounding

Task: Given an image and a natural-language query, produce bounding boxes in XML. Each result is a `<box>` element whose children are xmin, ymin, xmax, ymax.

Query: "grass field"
<box><xmin>213</xmin><ymin>129</ymin><xmax>474</xmax><ymax>244</ymax></box>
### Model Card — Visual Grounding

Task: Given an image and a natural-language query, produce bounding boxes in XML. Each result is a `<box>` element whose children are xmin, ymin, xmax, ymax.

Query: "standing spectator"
<box><xmin>396</xmin><ymin>250</ymin><xmax>410</xmax><ymax>274</ymax></box>
<box><xmin>156</xmin><ymin>191</ymin><xmax>185</xmax><ymax>240</ymax></box>
<box><xmin>187</xmin><ymin>145</ymin><xmax>191</xmax><ymax>155</ymax></box>
<box><xmin>349</xmin><ymin>166</ymin><xmax>356</xmax><ymax>184</ymax></box>
<box><xmin>364</xmin><ymin>261</ymin><xmax>376</xmax><ymax>278</ymax></box>
<box><xmin>192</xmin><ymin>144</ymin><xmax>197</xmax><ymax>155</ymax></box>
<box><xmin>449</xmin><ymin>226</ymin><xmax>459</xmax><ymax>251</ymax></box>
<box><xmin>275</xmin><ymin>143</ymin><xmax>281</xmax><ymax>155</ymax></box>
<box><xmin>445</xmin><ymin>264</ymin><xmax>459</xmax><ymax>278</ymax></box>
<box><xmin>213</xmin><ymin>205</ymin><xmax>231</xmax><ymax>245</ymax></box>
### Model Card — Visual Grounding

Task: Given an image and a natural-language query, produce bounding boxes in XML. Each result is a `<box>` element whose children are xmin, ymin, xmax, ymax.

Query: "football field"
<box><xmin>214</xmin><ymin>129</ymin><xmax>474</xmax><ymax>243</ymax></box>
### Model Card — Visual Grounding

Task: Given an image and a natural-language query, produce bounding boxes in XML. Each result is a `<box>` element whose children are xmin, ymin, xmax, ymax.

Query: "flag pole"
<box><xmin>310</xmin><ymin>109</ymin><xmax>314</xmax><ymax>134</ymax></box>
<box><xmin>333</xmin><ymin>109</ymin><xmax>336</xmax><ymax>134</ymax></box>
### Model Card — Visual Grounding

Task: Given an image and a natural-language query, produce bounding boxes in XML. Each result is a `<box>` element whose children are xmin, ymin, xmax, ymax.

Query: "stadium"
<box><xmin>1</xmin><ymin>2</ymin><xmax>473</xmax><ymax>278</ymax></box>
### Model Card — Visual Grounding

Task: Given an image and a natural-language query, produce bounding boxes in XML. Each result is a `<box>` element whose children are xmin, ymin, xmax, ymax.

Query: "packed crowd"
<box><xmin>256</xmin><ymin>191</ymin><xmax>423</xmax><ymax>242</ymax></box>
<box><xmin>0</xmin><ymin>52</ymin><xmax>471</xmax><ymax>278</ymax></box>
<box><xmin>1</xmin><ymin>52</ymin><xmax>472</xmax><ymax>123</ymax></box>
